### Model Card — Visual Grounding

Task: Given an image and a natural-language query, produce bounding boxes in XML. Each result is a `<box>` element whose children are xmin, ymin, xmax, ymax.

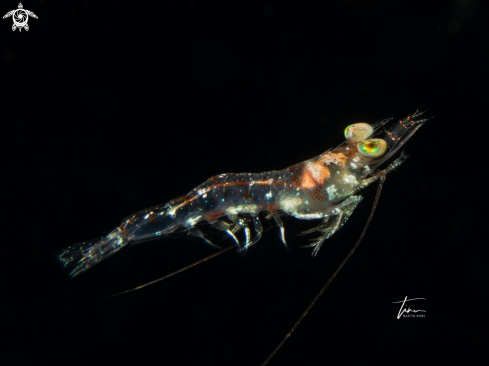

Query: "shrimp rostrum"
<box><xmin>57</xmin><ymin>110</ymin><xmax>430</xmax><ymax>278</ymax></box>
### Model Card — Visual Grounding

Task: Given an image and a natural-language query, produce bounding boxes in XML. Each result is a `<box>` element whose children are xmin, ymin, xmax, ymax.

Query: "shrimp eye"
<box><xmin>344</xmin><ymin>123</ymin><xmax>373</xmax><ymax>142</ymax></box>
<box><xmin>357</xmin><ymin>138</ymin><xmax>387</xmax><ymax>159</ymax></box>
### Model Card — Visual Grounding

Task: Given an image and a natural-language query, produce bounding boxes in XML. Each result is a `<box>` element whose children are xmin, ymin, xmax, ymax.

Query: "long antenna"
<box><xmin>261</xmin><ymin>172</ymin><xmax>387</xmax><ymax>366</ymax></box>
<box><xmin>109</xmin><ymin>246</ymin><xmax>234</xmax><ymax>298</ymax></box>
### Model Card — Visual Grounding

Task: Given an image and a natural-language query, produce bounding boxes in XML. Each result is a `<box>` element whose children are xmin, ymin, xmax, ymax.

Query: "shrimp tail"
<box><xmin>56</xmin><ymin>228</ymin><xmax>130</xmax><ymax>278</ymax></box>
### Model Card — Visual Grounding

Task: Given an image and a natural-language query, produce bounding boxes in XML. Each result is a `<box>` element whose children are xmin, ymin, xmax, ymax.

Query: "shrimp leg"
<box><xmin>211</xmin><ymin>219</ymin><xmax>240</xmax><ymax>247</ymax></box>
<box><xmin>188</xmin><ymin>227</ymin><xmax>222</xmax><ymax>250</ymax></box>
<box><xmin>211</xmin><ymin>215</ymin><xmax>262</xmax><ymax>252</ymax></box>
<box><xmin>271</xmin><ymin>213</ymin><xmax>288</xmax><ymax>248</ymax></box>
<box><xmin>298</xmin><ymin>196</ymin><xmax>364</xmax><ymax>255</ymax></box>
<box><xmin>251</xmin><ymin>216</ymin><xmax>263</xmax><ymax>247</ymax></box>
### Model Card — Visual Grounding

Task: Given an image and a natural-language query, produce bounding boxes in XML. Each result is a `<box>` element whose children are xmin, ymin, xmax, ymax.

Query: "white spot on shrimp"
<box><xmin>226</xmin><ymin>205</ymin><xmax>258</xmax><ymax>215</ymax></box>
<box><xmin>197</xmin><ymin>188</ymin><xmax>210</xmax><ymax>196</ymax></box>
<box><xmin>343</xmin><ymin>175</ymin><xmax>359</xmax><ymax>185</ymax></box>
<box><xmin>266</xmin><ymin>191</ymin><xmax>273</xmax><ymax>199</ymax></box>
<box><xmin>186</xmin><ymin>215</ymin><xmax>202</xmax><ymax>227</ymax></box>
<box><xmin>268</xmin><ymin>178</ymin><xmax>274</xmax><ymax>185</ymax></box>
<box><xmin>350</xmin><ymin>162</ymin><xmax>357</xmax><ymax>169</ymax></box>
<box><xmin>168</xmin><ymin>208</ymin><xmax>176</xmax><ymax>217</ymax></box>
<box><xmin>227</xmin><ymin>207</ymin><xmax>238</xmax><ymax>215</ymax></box>
<box><xmin>280</xmin><ymin>197</ymin><xmax>303</xmax><ymax>213</ymax></box>
<box><xmin>327</xmin><ymin>185</ymin><xmax>337</xmax><ymax>200</ymax></box>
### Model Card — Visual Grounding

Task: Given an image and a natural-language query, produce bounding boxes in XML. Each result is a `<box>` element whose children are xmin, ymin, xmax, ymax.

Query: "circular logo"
<box><xmin>12</xmin><ymin>9</ymin><xmax>28</xmax><ymax>28</ymax></box>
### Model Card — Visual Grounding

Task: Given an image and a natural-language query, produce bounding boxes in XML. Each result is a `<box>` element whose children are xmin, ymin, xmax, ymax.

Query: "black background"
<box><xmin>1</xmin><ymin>1</ymin><xmax>488</xmax><ymax>365</ymax></box>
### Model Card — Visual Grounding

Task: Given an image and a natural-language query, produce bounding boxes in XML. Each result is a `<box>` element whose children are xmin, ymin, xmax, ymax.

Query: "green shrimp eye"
<box><xmin>344</xmin><ymin>123</ymin><xmax>373</xmax><ymax>142</ymax></box>
<box><xmin>357</xmin><ymin>138</ymin><xmax>387</xmax><ymax>159</ymax></box>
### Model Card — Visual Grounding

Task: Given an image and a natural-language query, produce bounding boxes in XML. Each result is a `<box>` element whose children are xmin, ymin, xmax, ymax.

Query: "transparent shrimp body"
<box><xmin>57</xmin><ymin>111</ymin><xmax>429</xmax><ymax>277</ymax></box>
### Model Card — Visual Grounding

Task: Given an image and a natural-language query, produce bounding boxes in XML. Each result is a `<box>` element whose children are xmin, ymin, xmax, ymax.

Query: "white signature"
<box><xmin>392</xmin><ymin>296</ymin><xmax>426</xmax><ymax>319</ymax></box>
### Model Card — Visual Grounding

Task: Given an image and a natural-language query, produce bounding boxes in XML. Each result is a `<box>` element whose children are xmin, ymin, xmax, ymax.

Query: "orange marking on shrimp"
<box><xmin>265</xmin><ymin>204</ymin><xmax>279</xmax><ymax>212</ymax></box>
<box><xmin>120</xmin><ymin>226</ymin><xmax>130</xmax><ymax>238</ymax></box>
<box><xmin>301</xmin><ymin>169</ymin><xmax>317</xmax><ymax>189</ymax></box>
<box><xmin>205</xmin><ymin>179</ymin><xmax>292</xmax><ymax>191</ymax></box>
<box><xmin>205</xmin><ymin>210</ymin><xmax>225</xmax><ymax>221</ymax></box>
<box><xmin>171</xmin><ymin>196</ymin><xmax>187</xmax><ymax>205</ymax></box>
<box><xmin>301</xmin><ymin>161</ymin><xmax>331</xmax><ymax>189</ymax></box>
<box><xmin>310</xmin><ymin>186</ymin><xmax>327</xmax><ymax>202</ymax></box>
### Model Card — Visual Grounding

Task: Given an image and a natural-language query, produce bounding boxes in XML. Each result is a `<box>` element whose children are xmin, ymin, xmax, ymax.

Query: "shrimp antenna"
<box><xmin>108</xmin><ymin>246</ymin><xmax>234</xmax><ymax>298</ymax></box>
<box><xmin>261</xmin><ymin>171</ymin><xmax>387</xmax><ymax>366</ymax></box>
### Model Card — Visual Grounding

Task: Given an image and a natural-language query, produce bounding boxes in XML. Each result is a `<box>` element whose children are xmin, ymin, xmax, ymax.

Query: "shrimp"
<box><xmin>57</xmin><ymin>110</ymin><xmax>430</xmax><ymax>279</ymax></box>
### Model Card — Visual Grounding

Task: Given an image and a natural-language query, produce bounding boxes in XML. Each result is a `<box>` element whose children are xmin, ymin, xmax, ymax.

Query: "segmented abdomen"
<box><xmin>112</xmin><ymin>171</ymin><xmax>295</xmax><ymax>245</ymax></box>
<box><xmin>171</xmin><ymin>171</ymin><xmax>296</xmax><ymax>226</ymax></box>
